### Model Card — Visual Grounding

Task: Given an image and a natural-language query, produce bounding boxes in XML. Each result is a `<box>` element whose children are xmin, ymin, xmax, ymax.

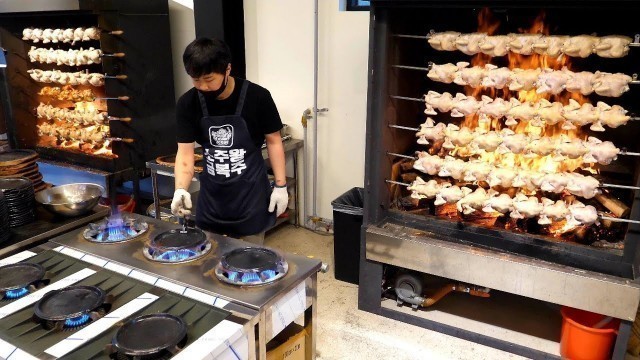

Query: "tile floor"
<box><xmin>265</xmin><ymin>225</ymin><xmax>529</xmax><ymax>360</ymax></box>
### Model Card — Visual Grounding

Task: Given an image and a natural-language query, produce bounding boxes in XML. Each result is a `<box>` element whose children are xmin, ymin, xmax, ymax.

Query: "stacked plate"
<box><xmin>0</xmin><ymin>150</ymin><xmax>48</xmax><ymax>193</ymax></box>
<box><xmin>0</xmin><ymin>191</ymin><xmax>10</xmax><ymax>243</ymax></box>
<box><xmin>0</xmin><ymin>178</ymin><xmax>36</xmax><ymax>228</ymax></box>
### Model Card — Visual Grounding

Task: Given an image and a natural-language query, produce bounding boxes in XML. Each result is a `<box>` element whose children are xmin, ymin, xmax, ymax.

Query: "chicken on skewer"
<box><xmin>427</xmin><ymin>32</ymin><xmax>632</xmax><ymax>59</ymax></box>
<box><xmin>426</xmin><ymin>64</ymin><xmax>632</xmax><ymax>98</ymax></box>
<box><xmin>405</xmin><ymin>177</ymin><xmax>600</xmax><ymax>226</ymax></box>
<box><xmin>28</xmin><ymin>46</ymin><xmax>103</xmax><ymax>66</ymax></box>
<box><xmin>37</xmin><ymin>103</ymin><xmax>107</xmax><ymax>126</ymax></box>
<box><xmin>423</xmin><ymin>90</ymin><xmax>631</xmax><ymax>130</ymax></box>
<box><xmin>38</xmin><ymin>86</ymin><xmax>96</xmax><ymax>102</ymax></box>
<box><xmin>413</xmin><ymin>152</ymin><xmax>602</xmax><ymax>198</ymax></box>
<box><xmin>28</xmin><ymin>69</ymin><xmax>105</xmax><ymax>87</ymax></box>
<box><xmin>23</xmin><ymin>27</ymin><xmax>101</xmax><ymax>44</ymax></box>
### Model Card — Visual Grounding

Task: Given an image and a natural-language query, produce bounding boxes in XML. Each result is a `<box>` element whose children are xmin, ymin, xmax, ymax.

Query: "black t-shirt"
<box><xmin>175</xmin><ymin>78</ymin><xmax>283</xmax><ymax>148</ymax></box>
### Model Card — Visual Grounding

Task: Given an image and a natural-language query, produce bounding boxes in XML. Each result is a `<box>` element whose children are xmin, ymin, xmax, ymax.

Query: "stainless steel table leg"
<box><xmin>151</xmin><ymin>170</ymin><xmax>160</xmax><ymax>219</ymax></box>
<box><xmin>293</xmin><ymin>150</ymin><xmax>299</xmax><ymax>227</ymax></box>
<box><xmin>305</xmin><ymin>273</ymin><xmax>318</xmax><ymax>360</ymax></box>
<box><xmin>258</xmin><ymin>311</ymin><xmax>267</xmax><ymax>360</ymax></box>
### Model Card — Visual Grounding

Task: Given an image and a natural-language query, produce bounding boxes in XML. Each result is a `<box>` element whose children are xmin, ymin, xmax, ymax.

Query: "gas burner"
<box><xmin>34</xmin><ymin>285</ymin><xmax>111</xmax><ymax>330</ymax></box>
<box><xmin>110</xmin><ymin>314</ymin><xmax>187</xmax><ymax>360</ymax></box>
<box><xmin>143</xmin><ymin>228</ymin><xmax>211</xmax><ymax>264</ymax></box>
<box><xmin>215</xmin><ymin>247</ymin><xmax>288</xmax><ymax>286</ymax></box>
<box><xmin>0</xmin><ymin>263</ymin><xmax>48</xmax><ymax>300</ymax></box>
<box><xmin>84</xmin><ymin>215</ymin><xmax>148</xmax><ymax>244</ymax></box>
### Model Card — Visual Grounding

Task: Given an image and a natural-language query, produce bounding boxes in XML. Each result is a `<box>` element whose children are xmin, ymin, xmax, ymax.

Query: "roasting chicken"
<box><xmin>438</xmin><ymin>156</ymin><xmax>467</xmax><ymax>180</ymax></box>
<box><xmin>453</xmin><ymin>63</ymin><xmax>485</xmax><ymax>87</ymax></box>
<box><xmin>434</xmin><ymin>184</ymin><xmax>466</xmax><ymax>205</ymax></box>
<box><xmin>428</xmin><ymin>31</ymin><xmax>461</xmax><ymax>51</ymax></box>
<box><xmin>416</xmin><ymin>118</ymin><xmax>447</xmax><ymax>145</ymax></box>
<box><xmin>526</xmin><ymin>137</ymin><xmax>556</xmax><ymax>157</ymax></box>
<box><xmin>478</xmin><ymin>96</ymin><xmax>511</xmax><ymax>119</ymax></box>
<box><xmin>536</xmin><ymin>68</ymin><xmax>571</xmax><ymax>95</ymax></box>
<box><xmin>509</xmin><ymin>68</ymin><xmax>541</xmax><ymax>91</ymax></box>
<box><xmin>562</xmin><ymin>100</ymin><xmax>600</xmax><ymax>130</ymax></box>
<box><xmin>567</xmin><ymin>201</ymin><xmax>599</xmax><ymax>226</ymax></box>
<box><xmin>443</xmin><ymin>124</ymin><xmax>475</xmax><ymax>149</ymax></box>
<box><xmin>413</xmin><ymin>152</ymin><xmax>444</xmax><ymax>176</ymax></box>
<box><xmin>562</xmin><ymin>35</ymin><xmax>599</xmax><ymax>58</ymax></box>
<box><xmin>28</xmin><ymin>69</ymin><xmax>105</xmax><ymax>87</ymax></box>
<box><xmin>594</xmin><ymin>35</ymin><xmax>632</xmax><ymax>58</ymax></box>
<box><xmin>565</xmin><ymin>173</ymin><xmax>600</xmax><ymax>199</ymax></box>
<box><xmin>534</xmin><ymin>99</ymin><xmax>564</xmax><ymax>127</ymax></box>
<box><xmin>565</xmin><ymin>71</ymin><xmax>597</xmax><ymax>96</ymax></box>
<box><xmin>583</xmin><ymin>137</ymin><xmax>619</xmax><ymax>165</ymax></box>
<box><xmin>497</xmin><ymin>129</ymin><xmax>528</xmax><ymax>154</ymax></box>
<box><xmin>23</xmin><ymin>27</ymin><xmax>100</xmax><ymax>44</ymax></box>
<box><xmin>29</xmin><ymin>46</ymin><xmax>103</xmax><ymax>66</ymax></box>
<box><xmin>538</xmin><ymin>199</ymin><xmax>570</xmax><ymax>225</ymax></box>
<box><xmin>478</xmin><ymin>35</ymin><xmax>513</xmax><ymax>57</ymax></box>
<box><xmin>597</xmin><ymin>102</ymin><xmax>630</xmax><ymax>129</ymax></box>
<box><xmin>38</xmin><ymin>86</ymin><xmax>96</xmax><ymax>102</ymax></box>
<box><xmin>511</xmin><ymin>194</ymin><xmax>544</xmax><ymax>219</ymax></box>
<box><xmin>463</xmin><ymin>160</ymin><xmax>492</xmax><ymax>182</ymax></box>
<box><xmin>592</xmin><ymin>72</ymin><xmax>632</xmax><ymax>97</ymax></box>
<box><xmin>427</xmin><ymin>62</ymin><xmax>465</xmax><ymax>84</ymax></box>
<box><xmin>472</xmin><ymin>130</ymin><xmax>503</xmax><ymax>152</ymax></box>
<box><xmin>508</xmin><ymin>33</ymin><xmax>543</xmax><ymax>55</ymax></box>
<box><xmin>506</xmin><ymin>98</ymin><xmax>537</xmax><ymax>126</ymax></box>
<box><xmin>37</xmin><ymin>103</ymin><xmax>107</xmax><ymax>126</ymax></box>
<box><xmin>450</xmin><ymin>94</ymin><xmax>481</xmax><ymax>118</ymax></box>
<box><xmin>487</xmin><ymin>167</ymin><xmax>518</xmax><ymax>188</ymax></box>
<box><xmin>481</xmin><ymin>64</ymin><xmax>511</xmax><ymax>89</ymax></box>
<box><xmin>457</xmin><ymin>187</ymin><xmax>490</xmax><ymax>214</ymax></box>
<box><xmin>557</xmin><ymin>138</ymin><xmax>589</xmax><ymax>159</ymax></box>
<box><xmin>532</xmin><ymin>35</ymin><xmax>569</xmax><ymax>58</ymax></box>
<box><xmin>424</xmin><ymin>91</ymin><xmax>454</xmax><ymax>115</ymax></box>
<box><xmin>482</xmin><ymin>191</ymin><xmax>513</xmax><ymax>214</ymax></box>
<box><xmin>408</xmin><ymin>177</ymin><xmax>441</xmax><ymax>200</ymax></box>
<box><xmin>455</xmin><ymin>33</ymin><xmax>487</xmax><ymax>55</ymax></box>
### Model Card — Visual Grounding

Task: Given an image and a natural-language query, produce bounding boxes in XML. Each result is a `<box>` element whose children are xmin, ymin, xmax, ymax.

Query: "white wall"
<box><xmin>169</xmin><ymin>0</ymin><xmax>370</xmax><ymax>221</ymax></box>
<box><xmin>244</xmin><ymin>0</ymin><xmax>369</xmax><ymax>220</ymax></box>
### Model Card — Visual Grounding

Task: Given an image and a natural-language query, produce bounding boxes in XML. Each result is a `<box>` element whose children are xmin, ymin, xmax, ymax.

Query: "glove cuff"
<box><xmin>274</xmin><ymin>183</ymin><xmax>287</xmax><ymax>188</ymax></box>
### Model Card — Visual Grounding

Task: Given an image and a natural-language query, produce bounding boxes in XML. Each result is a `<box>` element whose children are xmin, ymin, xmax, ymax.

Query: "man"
<box><xmin>171</xmin><ymin>38</ymin><xmax>288</xmax><ymax>244</ymax></box>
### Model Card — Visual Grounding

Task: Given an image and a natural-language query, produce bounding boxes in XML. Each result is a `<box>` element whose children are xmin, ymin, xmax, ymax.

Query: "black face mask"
<box><xmin>200</xmin><ymin>73</ymin><xmax>228</xmax><ymax>99</ymax></box>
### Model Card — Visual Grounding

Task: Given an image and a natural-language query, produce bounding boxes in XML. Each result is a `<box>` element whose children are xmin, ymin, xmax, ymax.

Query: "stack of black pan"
<box><xmin>0</xmin><ymin>191</ymin><xmax>10</xmax><ymax>243</ymax></box>
<box><xmin>0</xmin><ymin>178</ymin><xmax>36</xmax><ymax>228</ymax></box>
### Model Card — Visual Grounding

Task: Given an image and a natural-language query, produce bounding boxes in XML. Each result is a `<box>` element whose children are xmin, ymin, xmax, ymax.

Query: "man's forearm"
<box><xmin>175</xmin><ymin>151</ymin><xmax>195</xmax><ymax>190</ymax></box>
<box><xmin>266</xmin><ymin>140</ymin><xmax>286</xmax><ymax>186</ymax></box>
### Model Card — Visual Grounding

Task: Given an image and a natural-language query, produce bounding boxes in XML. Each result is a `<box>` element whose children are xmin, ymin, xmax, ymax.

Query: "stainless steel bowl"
<box><xmin>35</xmin><ymin>183</ymin><xmax>105</xmax><ymax>217</ymax></box>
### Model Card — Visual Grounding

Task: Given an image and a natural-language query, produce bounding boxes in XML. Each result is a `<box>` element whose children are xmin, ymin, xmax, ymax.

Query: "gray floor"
<box><xmin>265</xmin><ymin>225</ymin><xmax>527</xmax><ymax>360</ymax></box>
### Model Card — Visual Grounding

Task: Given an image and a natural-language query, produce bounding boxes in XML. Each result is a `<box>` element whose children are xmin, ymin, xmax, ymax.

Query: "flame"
<box><xmin>453</xmin><ymin>9</ymin><xmax>595</xmax><ymax>175</ymax></box>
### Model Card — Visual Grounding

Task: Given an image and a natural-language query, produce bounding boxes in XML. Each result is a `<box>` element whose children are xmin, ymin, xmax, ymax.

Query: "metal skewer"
<box><xmin>385</xmin><ymin>179</ymin><xmax>640</xmax><ymax>225</ymax></box>
<box><xmin>388</xmin><ymin>124</ymin><xmax>419</xmax><ymax>131</ymax></box>
<box><xmin>390</xmin><ymin>95</ymin><xmax>425</xmax><ymax>103</ymax></box>
<box><xmin>97</xmin><ymin>96</ymin><xmax>130</xmax><ymax>101</ymax></box>
<box><xmin>107</xmin><ymin>30</ymin><xmax>124</xmax><ymax>36</ymax></box>
<box><xmin>104</xmin><ymin>74</ymin><xmax>127</xmax><ymax>80</ymax></box>
<box><xmin>101</xmin><ymin>52</ymin><xmax>125</xmax><ymax>58</ymax></box>
<box><xmin>106</xmin><ymin>137</ymin><xmax>134</xmax><ymax>143</ymax></box>
<box><xmin>107</xmin><ymin>116</ymin><xmax>132</xmax><ymax>123</ymax></box>
<box><xmin>391</xmin><ymin>64</ymin><xmax>433</xmax><ymax>71</ymax></box>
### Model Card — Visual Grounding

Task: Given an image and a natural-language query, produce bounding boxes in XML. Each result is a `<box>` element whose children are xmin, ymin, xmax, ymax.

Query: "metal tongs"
<box><xmin>180</xmin><ymin>214</ymin><xmax>190</xmax><ymax>232</ymax></box>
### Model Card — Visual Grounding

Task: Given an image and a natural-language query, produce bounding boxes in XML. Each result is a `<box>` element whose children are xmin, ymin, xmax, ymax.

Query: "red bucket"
<box><xmin>560</xmin><ymin>306</ymin><xmax>619</xmax><ymax>360</ymax></box>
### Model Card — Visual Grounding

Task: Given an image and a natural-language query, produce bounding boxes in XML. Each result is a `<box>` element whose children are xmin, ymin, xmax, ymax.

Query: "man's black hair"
<box><xmin>183</xmin><ymin>37</ymin><xmax>232</xmax><ymax>78</ymax></box>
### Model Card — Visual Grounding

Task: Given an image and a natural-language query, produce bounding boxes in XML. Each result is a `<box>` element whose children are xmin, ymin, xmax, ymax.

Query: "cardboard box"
<box><xmin>266</xmin><ymin>323</ymin><xmax>308</xmax><ymax>360</ymax></box>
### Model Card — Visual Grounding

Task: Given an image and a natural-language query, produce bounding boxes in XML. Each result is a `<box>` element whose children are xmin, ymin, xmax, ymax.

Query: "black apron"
<box><xmin>196</xmin><ymin>80</ymin><xmax>275</xmax><ymax>237</ymax></box>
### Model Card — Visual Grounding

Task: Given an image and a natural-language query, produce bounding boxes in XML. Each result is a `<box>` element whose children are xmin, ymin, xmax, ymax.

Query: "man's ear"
<box><xmin>226</xmin><ymin>63</ymin><xmax>232</xmax><ymax>75</ymax></box>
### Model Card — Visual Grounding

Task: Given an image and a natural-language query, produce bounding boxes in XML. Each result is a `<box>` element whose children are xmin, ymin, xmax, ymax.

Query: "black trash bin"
<box><xmin>331</xmin><ymin>187</ymin><xmax>364</xmax><ymax>285</ymax></box>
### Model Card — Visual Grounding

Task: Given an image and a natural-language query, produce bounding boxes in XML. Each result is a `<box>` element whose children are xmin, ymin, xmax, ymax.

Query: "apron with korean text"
<box><xmin>196</xmin><ymin>80</ymin><xmax>275</xmax><ymax>237</ymax></box>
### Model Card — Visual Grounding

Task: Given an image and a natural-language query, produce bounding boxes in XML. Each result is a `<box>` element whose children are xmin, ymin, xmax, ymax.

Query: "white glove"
<box><xmin>269</xmin><ymin>186</ymin><xmax>289</xmax><ymax>217</ymax></box>
<box><xmin>171</xmin><ymin>188</ymin><xmax>192</xmax><ymax>216</ymax></box>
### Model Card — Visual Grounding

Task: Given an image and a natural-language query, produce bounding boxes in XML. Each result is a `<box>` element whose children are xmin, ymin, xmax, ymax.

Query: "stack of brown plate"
<box><xmin>0</xmin><ymin>150</ymin><xmax>48</xmax><ymax>193</ymax></box>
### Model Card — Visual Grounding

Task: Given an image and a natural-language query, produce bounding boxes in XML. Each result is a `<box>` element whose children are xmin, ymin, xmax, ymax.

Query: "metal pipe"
<box><xmin>600</xmin><ymin>215</ymin><xmax>640</xmax><ymax>225</ymax></box>
<box><xmin>312</xmin><ymin>0</ymin><xmax>319</xmax><ymax>219</ymax></box>
<box><xmin>390</xmin><ymin>95</ymin><xmax>425</xmax><ymax>102</ymax></box>
<box><xmin>391</xmin><ymin>64</ymin><xmax>432</xmax><ymax>71</ymax></box>
<box><xmin>601</xmin><ymin>183</ymin><xmax>640</xmax><ymax>191</ymax></box>
<box><xmin>386</xmin><ymin>152</ymin><xmax>416</xmax><ymax>160</ymax></box>
<box><xmin>392</xmin><ymin>34</ymin><xmax>429</xmax><ymax>39</ymax></box>
<box><xmin>388</xmin><ymin>124</ymin><xmax>419</xmax><ymax>131</ymax></box>
<box><xmin>386</xmin><ymin>180</ymin><xmax>410</xmax><ymax>187</ymax></box>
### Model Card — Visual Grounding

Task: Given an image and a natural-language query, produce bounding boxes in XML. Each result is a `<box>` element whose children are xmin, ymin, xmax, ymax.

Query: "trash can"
<box><xmin>331</xmin><ymin>187</ymin><xmax>364</xmax><ymax>285</ymax></box>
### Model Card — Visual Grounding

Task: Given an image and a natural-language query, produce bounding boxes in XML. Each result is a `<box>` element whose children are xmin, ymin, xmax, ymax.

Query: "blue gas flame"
<box><xmin>64</xmin><ymin>314</ymin><xmax>91</xmax><ymax>328</ymax></box>
<box><xmin>157</xmin><ymin>249</ymin><xmax>197</xmax><ymax>262</ymax></box>
<box><xmin>4</xmin><ymin>287</ymin><xmax>28</xmax><ymax>299</ymax></box>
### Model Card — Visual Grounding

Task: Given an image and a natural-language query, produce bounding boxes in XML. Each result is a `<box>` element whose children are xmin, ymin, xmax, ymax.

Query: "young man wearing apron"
<box><xmin>171</xmin><ymin>38</ymin><xmax>288</xmax><ymax>245</ymax></box>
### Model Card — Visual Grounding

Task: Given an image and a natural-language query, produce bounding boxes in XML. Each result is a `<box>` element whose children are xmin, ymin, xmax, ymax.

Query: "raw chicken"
<box><xmin>541</xmin><ymin>173</ymin><xmax>569</xmax><ymax>193</ymax></box>
<box><xmin>509</xmin><ymin>68</ymin><xmax>541</xmax><ymax>91</ymax></box>
<box><xmin>408</xmin><ymin>177</ymin><xmax>441</xmax><ymax>200</ymax></box>
<box><xmin>482</xmin><ymin>191</ymin><xmax>513</xmax><ymax>214</ymax></box>
<box><xmin>535</xmin><ymin>99</ymin><xmax>564</xmax><ymax>126</ymax></box>
<box><xmin>595</xmin><ymin>35</ymin><xmax>632</xmax><ymax>58</ymax></box>
<box><xmin>481</xmin><ymin>64</ymin><xmax>511</xmax><ymax>89</ymax></box>
<box><xmin>565</xmin><ymin>71</ymin><xmax>596</xmax><ymax>95</ymax></box>
<box><xmin>487</xmin><ymin>168</ymin><xmax>517</xmax><ymax>188</ymax></box>
<box><xmin>562</xmin><ymin>99</ymin><xmax>600</xmax><ymax>129</ymax></box>
<box><xmin>416</xmin><ymin>118</ymin><xmax>446</xmax><ymax>145</ymax></box>
<box><xmin>434</xmin><ymin>184</ymin><xmax>466</xmax><ymax>206</ymax></box>
<box><xmin>413</xmin><ymin>152</ymin><xmax>443</xmax><ymax>176</ymax></box>
<box><xmin>457</xmin><ymin>187</ymin><xmax>490</xmax><ymax>214</ymax></box>
<box><xmin>533</xmin><ymin>35</ymin><xmax>569</xmax><ymax>58</ymax></box>
<box><xmin>478</xmin><ymin>96</ymin><xmax>511</xmax><ymax>119</ymax></box>
<box><xmin>562</xmin><ymin>35</ymin><xmax>598</xmax><ymax>58</ymax></box>
<box><xmin>478</xmin><ymin>35</ymin><xmax>513</xmax><ymax>57</ymax></box>
<box><xmin>597</xmin><ymin>102</ymin><xmax>630</xmax><ymax>128</ymax></box>
<box><xmin>463</xmin><ymin>160</ymin><xmax>492</xmax><ymax>182</ymax></box>
<box><xmin>536</xmin><ymin>68</ymin><xmax>571</xmax><ymax>95</ymax></box>
<box><xmin>455</xmin><ymin>33</ymin><xmax>487</xmax><ymax>55</ymax></box>
<box><xmin>558</xmin><ymin>138</ymin><xmax>589</xmax><ymax>159</ymax></box>
<box><xmin>428</xmin><ymin>31</ymin><xmax>461</xmax><ymax>51</ymax></box>
<box><xmin>497</xmin><ymin>129</ymin><xmax>528</xmax><ymax>154</ymax></box>
<box><xmin>511</xmin><ymin>194</ymin><xmax>544</xmax><ymax>219</ymax></box>
<box><xmin>566</xmin><ymin>202</ymin><xmax>599</xmax><ymax>226</ymax></box>
<box><xmin>450</xmin><ymin>93</ymin><xmax>480</xmax><ymax>117</ymax></box>
<box><xmin>438</xmin><ymin>156</ymin><xmax>467</xmax><ymax>180</ymax></box>
<box><xmin>505</xmin><ymin>98</ymin><xmax>537</xmax><ymax>126</ymax></box>
<box><xmin>443</xmin><ymin>124</ymin><xmax>475</xmax><ymax>149</ymax></box>
<box><xmin>538</xmin><ymin>199</ymin><xmax>570</xmax><ymax>225</ymax></box>
<box><xmin>472</xmin><ymin>131</ymin><xmax>503</xmax><ymax>152</ymax></box>
<box><xmin>565</xmin><ymin>173</ymin><xmax>600</xmax><ymax>199</ymax></box>
<box><xmin>508</xmin><ymin>33</ymin><xmax>543</xmax><ymax>55</ymax></box>
<box><xmin>583</xmin><ymin>137</ymin><xmax>619</xmax><ymax>165</ymax></box>
<box><xmin>424</xmin><ymin>91</ymin><xmax>454</xmax><ymax>115</ymax></box>
<box><xmin>526</xmin><ymin>137</ymin><xmax>556</xmax><ymax>157</ymax></box>
<box><xmin>427</xmin><ymin>62</ymin><xmax>464</xmax><ymax>84</ymax></box>
<box><xmin>453</xmin><ymin>64</ymin><xmax>485</xmax><ymax>87</ymax></box>
<box><xmin>592</xmin><ymin>72</ymin><xmax>632</xmax><ymax>97</ymax></box>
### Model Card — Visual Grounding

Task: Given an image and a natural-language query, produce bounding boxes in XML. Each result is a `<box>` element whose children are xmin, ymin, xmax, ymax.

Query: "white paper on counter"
<box><xmin>45</xmin><ymin>292</ymin><xmax>159</xmax><ymax>358</ymax></box>
<box><xmin>0</xmin><ymin>268</ymin><xmax>96</xmax><ymax>319</ymax></box>
<box><xmin>0</xmin><ymin>251</ymin><xmax>37</xmax><ymax>267</ymax></box>
<box><xmin>172</xmin><ymin>320</ymin><xmax>247</xmax><ymax>360</ymax></box>
<box><xmin>270</xmin><ymin>282</ymin><xmax>306</xmax><ymax>338</ymax></box>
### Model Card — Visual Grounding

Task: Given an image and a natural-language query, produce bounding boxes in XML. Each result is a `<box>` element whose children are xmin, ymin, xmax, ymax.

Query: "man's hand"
<box><xmin>171</xmin><ymin>188</ymin><xmax>192</xmax><ymax>216</ymax></box>
<box><xmin>268</xmin><ymin>187</ymin><xmax>288</xmax><ymax>217</ymax></box>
